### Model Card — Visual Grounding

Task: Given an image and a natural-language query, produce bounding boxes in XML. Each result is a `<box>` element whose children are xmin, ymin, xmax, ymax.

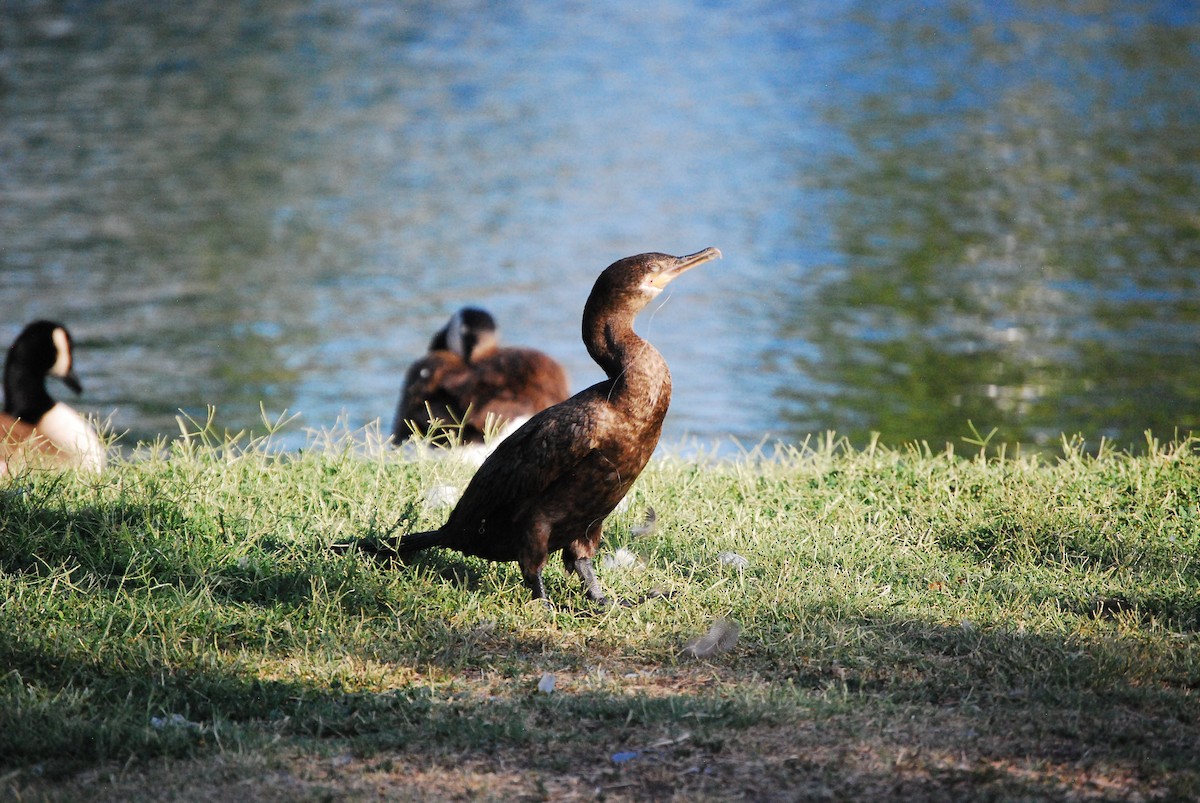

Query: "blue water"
<box><xmin>2</xmin><ymin>0</ymin><xmax>1198</xmax><ymax>453</ymax></box>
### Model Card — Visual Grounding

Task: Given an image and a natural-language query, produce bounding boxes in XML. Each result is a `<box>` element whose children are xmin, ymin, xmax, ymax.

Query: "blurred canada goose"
<box><xmin>391</xmin><ymin>307</ymin><xmax>570</xmax><ymax>445</ymax></box>
<box><xmin>1</xmin><ymin>320</ymin><xmax>106</xmax><ymax>475</ymax></box>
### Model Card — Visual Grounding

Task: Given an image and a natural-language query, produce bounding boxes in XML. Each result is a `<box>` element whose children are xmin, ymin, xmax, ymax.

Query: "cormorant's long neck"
<box><xmin>3</xmin><ymin>360</ymin><xmax>54</xmax><ymax>420</ymax></box>
<box><xmin>582</xmin><ymin>295</ymin><xmax>672</xmax><ymax>412</ymax></box>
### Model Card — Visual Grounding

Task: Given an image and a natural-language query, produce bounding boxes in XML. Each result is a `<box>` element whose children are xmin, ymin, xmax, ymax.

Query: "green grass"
<box><xmin>2</xmin><ymin>417</ymin><xmax>1199</xmax><ymax>799</ymax></box>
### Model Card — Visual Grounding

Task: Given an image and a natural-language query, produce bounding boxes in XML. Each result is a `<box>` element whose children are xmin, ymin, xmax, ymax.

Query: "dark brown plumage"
<box><xmin>390</xmin><ymin>307</ymin><xmax>570</xmax><ymax>445</ymax></box>
<box><xmin>364</xmin><ymin>248</ymin><xmax>722</xmax><ymax>605</ymax></box>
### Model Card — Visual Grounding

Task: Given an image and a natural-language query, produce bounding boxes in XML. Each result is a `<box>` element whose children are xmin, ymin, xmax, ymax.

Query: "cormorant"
<box><xmin>364</xmin><ymin>248</ymin><xmax>721</xmax><ymax>605</ymax></box>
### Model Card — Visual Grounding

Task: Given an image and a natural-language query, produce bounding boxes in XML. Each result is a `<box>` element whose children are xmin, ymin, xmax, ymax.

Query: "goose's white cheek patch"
<box><xmin>50</xmin><ymin>327</ymin><xmax>72</xmax><ymax>378</ymax></box>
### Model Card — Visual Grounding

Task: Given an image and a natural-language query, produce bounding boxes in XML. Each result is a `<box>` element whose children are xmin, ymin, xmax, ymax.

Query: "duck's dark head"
<box><xmin>394</xmin><ymin>350</ymin><xmax>471</xmax><ymax>444</ymax></box>
<box><xmin>7</xmin><ymin>320</ymin><xmax>83</xmax><ymax>394</ymax></box>
<box><xmin>402</xmin><ymin>350</ymin><xmax>469</xmax><ymax>399</ymax></box>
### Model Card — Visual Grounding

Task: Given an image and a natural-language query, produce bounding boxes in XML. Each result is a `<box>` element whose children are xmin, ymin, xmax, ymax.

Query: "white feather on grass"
<box><xmin>681</xmin><ymin>617</ymin><xmax>741</xmax><ymax>659</ymax></box>
<box><xmin>629</xmin><ymin>506</ymin><xmax>658</xmax><ymax>537</ymax></box>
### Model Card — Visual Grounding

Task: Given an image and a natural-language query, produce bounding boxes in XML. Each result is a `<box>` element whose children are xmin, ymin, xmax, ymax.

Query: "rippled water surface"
<box><xmin>2</xmin><ymin>0</ymin><xmax>1198</xmax><ymax>453</ymax></box>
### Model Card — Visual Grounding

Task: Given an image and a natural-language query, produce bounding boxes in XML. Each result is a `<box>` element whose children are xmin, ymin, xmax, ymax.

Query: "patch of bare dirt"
<box><xmin>8</xmin><ymin>710</ymin><xmax>1188</xmax><ymax>802</ymax></box>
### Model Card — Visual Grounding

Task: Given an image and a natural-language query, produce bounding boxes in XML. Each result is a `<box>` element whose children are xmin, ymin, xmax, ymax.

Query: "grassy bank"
<box><xmin>3</xmin><ymin>419</ymin><xmax>1199</xmax><ymax>800</ymax></box>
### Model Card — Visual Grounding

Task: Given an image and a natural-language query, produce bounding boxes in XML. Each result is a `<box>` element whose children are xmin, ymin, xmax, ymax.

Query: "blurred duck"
<box><xmin>1</xmin><ymin>320</ymin><xmax>106</xmax><ymax>476</ymax></box>
<box><xmin>391</xmin><ymin>307</ymin><xmax>570</xmax><ymax>445</ymax></box>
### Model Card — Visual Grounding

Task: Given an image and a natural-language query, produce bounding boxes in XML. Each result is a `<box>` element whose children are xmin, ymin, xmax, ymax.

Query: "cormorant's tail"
<box><xmin>353</xmin><ymin>529</ymin><xmax>447</xmax><ymax>559</ymax></box>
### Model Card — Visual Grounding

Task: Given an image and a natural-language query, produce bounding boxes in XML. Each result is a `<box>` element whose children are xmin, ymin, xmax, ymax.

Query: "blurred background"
<box><xmin>2</xmin><ymin>0</ymin><xmax>1198</xmax><ymax>454</ymax></box>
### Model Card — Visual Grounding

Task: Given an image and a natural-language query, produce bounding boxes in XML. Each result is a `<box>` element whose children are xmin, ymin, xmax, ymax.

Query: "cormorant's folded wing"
<box><xmin>447</xmin><ymin>395</ymin><xmax>605</xmax><ymax>522</ymax></box>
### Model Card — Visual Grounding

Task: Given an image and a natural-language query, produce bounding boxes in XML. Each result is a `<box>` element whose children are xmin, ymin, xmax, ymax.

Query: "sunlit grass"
<box><xmin>2</xmin><ymin>416</ymin><xmax>1199</xmax><ymax>797</ymax></box>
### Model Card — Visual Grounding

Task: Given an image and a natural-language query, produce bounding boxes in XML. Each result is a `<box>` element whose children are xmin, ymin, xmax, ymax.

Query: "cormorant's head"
<box><xmin>640</xmin><ymin>248</ymin><xmax>722</xmax><ymax>295</ymax></box>
<box><xmin>591</xmin><ymin>248</ymin><xmax>722</xmax><ymax>311</ymax></box>
<box><xmin>7</xmin><ymin>320</ymin><xmax>83</xmax><ymax>394</ymax></box>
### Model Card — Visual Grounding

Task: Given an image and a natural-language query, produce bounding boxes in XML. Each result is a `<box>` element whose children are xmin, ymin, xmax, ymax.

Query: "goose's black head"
<box><xmin>7</xmin><ymin>320</ymin><xmax>81</xmax><ymax>391</ymax></box>
<box><xmin>431</xmin><ymin>307</ymin><xmax>499</xmax><ymax>363</ymax></box>
<box><xmin>4</xmin><ymin>320</ymin><xmax>83</xmax><ymax>418</ymax></box>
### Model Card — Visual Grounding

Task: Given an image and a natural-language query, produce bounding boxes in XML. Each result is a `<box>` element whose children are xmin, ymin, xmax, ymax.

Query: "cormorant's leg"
<box><xmin>520</xmin><ymin>518</ymin><xmax>553</xmax><ymax>608</ymax></box>
<box><xmin>563</xmin><ymin>520</ymin><xmax>611</xmax><ymax>606</ymax></box>
<box><xmin>564</xmin><ymin>550</ymin><xmax>609</xmax><ymax>606</ymax></box>
<box><xmin>522</xmin><ymin>569</ymin><xmax>551</xmax><ymax>606</ymax></box>
<box><xmin>571</xmin><ymin>556</ymin><xmax>610</xmax><ymax>606</ymax></box>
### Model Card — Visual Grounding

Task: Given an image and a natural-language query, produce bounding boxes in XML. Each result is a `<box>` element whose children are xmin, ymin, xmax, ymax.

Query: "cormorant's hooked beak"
<box><xmin>648</xmin><ymin>247</ymin><xmax>722</xmax><ymax>290</ymax></box>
